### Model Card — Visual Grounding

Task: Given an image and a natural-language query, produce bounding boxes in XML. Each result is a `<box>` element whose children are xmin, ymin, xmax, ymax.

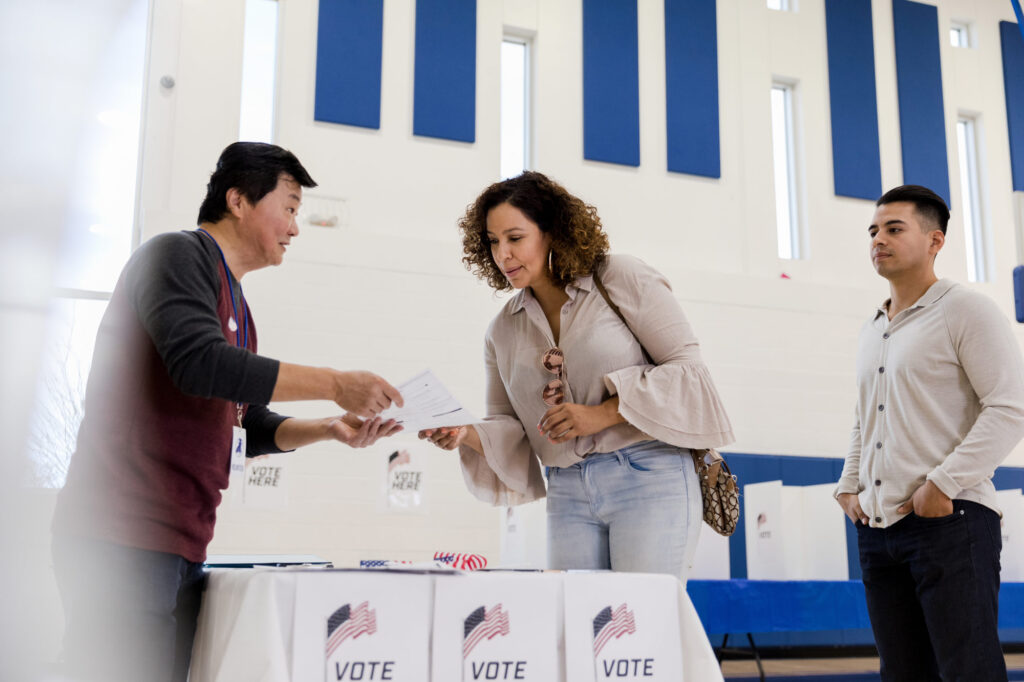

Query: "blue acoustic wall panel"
<box><xmin>583</xmin><ymin>0</ymin><xmax>641</xmax><ymax>166</ymax></box>
<box><xmin>314</xmin><ymin>0</ymin><xmax>385</xmax><ymax>129</ymax></box>
<box><xmin>664</xmin><ymin>0</ymin><xmax>720</xmax><ymax>178</ymax></box>
<box><xmin>1001</xmin><ymin>21</ymin><xmax>1024</xmax><ymax>192</ymax></box>
<box><xmin>891</xmin><ymin>0</ymin><xmax>950</xmax><ymax>206</ymax></box>
<box><xmin>825</xmin><ymin>0</ymin><xmax>882</xmax><ymax>200</ymax></box>
<box><xmin>413</xmin><ymin>0</ymin><xmax>476</xmax><ymax>143</ymax></box>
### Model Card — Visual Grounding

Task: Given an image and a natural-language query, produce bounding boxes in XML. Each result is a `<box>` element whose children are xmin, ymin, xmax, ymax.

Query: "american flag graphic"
<box><xmin>388</xmin><ymin>449</ymin><xmax>411</xmax><ymax>472</ymax></box>
<box><xmin>592</xmin><ymin>604</ymin><xmax>636</xmax><ymax>656</ymax></box>
<box><xmin>326</xmin><ymin>601</ymin><xmax>377</xmax><ymax>657</ymax></box>
<box><xmin>463</xmin><ymin>604</ymin><xmax>510</xmax><ymax>658</ymax></box>
<box><xmin>434</xmin><ymin>551</ymin><xmax>487</xmax><ymax>570</ymax></box>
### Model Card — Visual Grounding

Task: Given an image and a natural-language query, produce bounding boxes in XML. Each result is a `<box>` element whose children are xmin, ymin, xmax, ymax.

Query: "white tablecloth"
<box><xmin>189</xmin><ymin>568</ymin><xmax>724</xmax><ymax>682</ymax></box>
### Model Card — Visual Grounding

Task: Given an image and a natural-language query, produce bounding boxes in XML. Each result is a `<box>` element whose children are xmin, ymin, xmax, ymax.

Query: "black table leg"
<box><xmin>746</xmin><ymin>632</ymin><xmax>765</xmax><ymax>682</ymax></box>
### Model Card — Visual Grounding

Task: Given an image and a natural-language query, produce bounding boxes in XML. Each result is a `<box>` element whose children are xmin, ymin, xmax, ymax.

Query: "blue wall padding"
<box><xmin>1015</xmin><ymin>265</ymin><xmax>1024</xmax><ymax>323</ymax></box>
<box><xmin>1000</xmin><ymin>21</ymin><xmax>1024</xmax><ymax>192</ymax></box>
<box><xmin>413</xmin><ymin>0</ymin><xmax>477</xmax><ymax>142</ymax></box>
<box><xmin>993</xmin><ymin>463</ymin><xmax>1024</xmax><ymax>491</ymax></box>
<box><xmin>664</xmin><ymin>0</ymin><xmax>720</xmax><ymax>178</ymax></box>
<box><xmin>582</xmin><ymin>0</ymin><xmax>641</xmax><ymax>166</ymax></box>
<box><xmin>314</xmin><ymin>0</ymin><xmax>385</xmax><ymax>129</ymax></box>
<box><xmin>824</xmin><ymin>0</ymin><xmax>882</xmax><ymax>200</ymax></box>
<box><xmin>891</xmin><ymin>0</ymin><xmax>950</xmax><ymax>206</ymax></box>
<box><xmin>718</xmin><ymin>452</ymin><xmax>1024</xmax><ymax>648</ymax></box>
<box><xmin>688</xmin><ymin>580</ymin><xmax>872</xmax><ymax>633</ymax></box>
<box><xmin>689</xmin><ymin>580</ymin><xmax>1024</xmax><ymax>648</ymax></box>
<box><xmin>722</xmin><ymin>453</ymin><xmax>1024</xmax><ymax>581</ymax></box>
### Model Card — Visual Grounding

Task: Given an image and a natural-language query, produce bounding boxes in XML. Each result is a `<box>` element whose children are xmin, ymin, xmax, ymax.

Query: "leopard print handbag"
<box><xmin>690</xmin><ymin>448</ymin><xmax>740</xmax><ymax>537</ymax></box>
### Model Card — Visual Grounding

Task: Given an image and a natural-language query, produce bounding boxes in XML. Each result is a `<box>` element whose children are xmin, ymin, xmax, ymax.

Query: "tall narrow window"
<box><xmin>239</xmin><ymin>0</ymin><xmax>279</xmax><ymax>142</ymax></box>
<box><xmin>949</xmin><ymin>21</ymin><xmax>970</xmax><ymax>48</ymax></box>
<box><xmin>500</xmin><ymin>37</ymin><xmax>530</xmax><ymax>179</ymax></box>
<box><xmin>771</xmin><ymin>83</ymin><xmax>802</xmax><ymax>259</ymax></box>
<box><xmin>27</xmin><ymin>0</ymin><xmax>149</xmax><ymax>487</ymax></box>
<box><xmin>956</xmin><ymin>117</ymin><xmax>989</xmax><ymax>282</ymax></box>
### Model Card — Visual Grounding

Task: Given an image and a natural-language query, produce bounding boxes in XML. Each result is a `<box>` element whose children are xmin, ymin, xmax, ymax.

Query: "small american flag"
<box><xmin>463</xmin><ymin>604</ymin><xmax>510</xmax><ymax>658</ymax></box>
<box><xmin>434</xmin><ymin>551</ymin><xmax>487</xmax><ymax>570</ymax></box>
<box><xmin>326</xmin><ymin>601</ymin><xmax>377</xmax><ymax>657</ymax></box>
<box><xmin>593</xmin><ymin>603</ymin><xmax>636</xmax><ymax>656</ymax></box>
<box><xmin>388</xmin><ymin>449</ymin><xmax>411</xmax><ymax>473</ymax></box>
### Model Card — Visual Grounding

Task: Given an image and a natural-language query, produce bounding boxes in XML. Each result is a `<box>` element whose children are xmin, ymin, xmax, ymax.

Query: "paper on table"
<box><xmin>378</xmin><ymin>369</ymin><xmax>483</xmax><ymax>432</ymax></box>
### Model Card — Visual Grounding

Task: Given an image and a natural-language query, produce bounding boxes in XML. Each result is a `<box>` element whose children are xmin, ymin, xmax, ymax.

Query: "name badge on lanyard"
<box><xmin>230</xmin><ymin>406</ymin><xmax>247</xmax><ymax>500</ymax></box>
<box><xmin>197</xmin><ymin>228</ymin><xmax>251</xmax><ymax>501</ymax></box>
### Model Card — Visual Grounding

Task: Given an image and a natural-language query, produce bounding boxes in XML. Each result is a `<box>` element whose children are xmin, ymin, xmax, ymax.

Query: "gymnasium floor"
<box><xmin>721</xmin><ymin>653</ymin><xmax>1024</xmax><ymax>680</ymax></box>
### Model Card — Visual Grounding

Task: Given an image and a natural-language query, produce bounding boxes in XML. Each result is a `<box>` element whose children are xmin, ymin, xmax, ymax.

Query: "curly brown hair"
<box><xmin>458</xmin><ymin>171</ymin><xmax>610</xmax><ymax>292</ymax></box>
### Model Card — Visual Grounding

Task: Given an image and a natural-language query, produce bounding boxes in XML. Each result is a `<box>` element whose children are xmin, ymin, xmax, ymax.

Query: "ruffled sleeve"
<box><xmin>459</xmin><ymin>331</ymin><xmax>547</xmax><ymax>506</ymax></box>
<box><xmin>600</xmin><ymin>257</ymin><xmax>735</xmax><ymax>449</ymax></box>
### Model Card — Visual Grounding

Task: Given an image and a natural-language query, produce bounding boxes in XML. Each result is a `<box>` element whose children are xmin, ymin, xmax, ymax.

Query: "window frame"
<box><xmin>238</xmin><ymin>0</ymin><xmax>280</xmax><ymax>143</ymax></box>
<box><xmin>500</xmin><ymin>33</ymin><xmax>533</xmax><ymax>180</ymax></box>
<box><xmin>949</xmin><ymin>21</ymin><xmax>972</xmax><ymax>49</ymax></box>
<box><xmin>771</xmin><ymin>81</ymin><xmax>804</xmax><ymax>260</ymax></box>
<box><xmin>955</xmin><ymin>116</ymin><xmax>990</xmax><ymax>282</ymax></box>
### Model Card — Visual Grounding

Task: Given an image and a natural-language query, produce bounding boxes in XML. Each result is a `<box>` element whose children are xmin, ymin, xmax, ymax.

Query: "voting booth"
<box><xmin>188</xmin><ymin>568</ymin><xmax>724</xmax><ymax>682</ymax></box>
<box><xmin>689</xmin><ymin>526</ymin><xmax>730</xmax><ymax>580</ymax></box>
<box><xmin>999</xmin><ymin>489</ymin><xmax>1024</xmax><ymax>582</ymax></box>
<box><xmin>743</xmin><ymin>481</ymin><xmax>848</xmax><ymax>581</ymax></box>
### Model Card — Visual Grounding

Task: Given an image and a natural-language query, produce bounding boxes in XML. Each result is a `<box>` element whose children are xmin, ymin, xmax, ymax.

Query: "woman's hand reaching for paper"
<box><xmin>418</xmin><ymin>426</ymin><xmax>468</xmax><ymax>450</ymax></box>
<box><xmin>418</xmin><ymin>425</ymin><xmax>483</xmax><ymax>454</ymax></box>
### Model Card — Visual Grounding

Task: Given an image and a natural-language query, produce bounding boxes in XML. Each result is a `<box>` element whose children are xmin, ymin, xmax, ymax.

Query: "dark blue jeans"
<box><xmin>856</xmin><ymin>500</ymin><xmax>1006</xmax><ymax>682</ymax></box>
<box><xmin>52</xmin><ymin>535</ymin><xmax>207</xmax><ymax>682</ymax></box>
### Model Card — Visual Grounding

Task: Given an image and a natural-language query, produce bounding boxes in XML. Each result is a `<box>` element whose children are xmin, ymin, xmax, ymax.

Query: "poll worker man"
<box><xmin>835</xmin><ymin>184</ymin><xmax>1024</xmax><ymax>681</ymax></box>
<box><xmin>51</xmin><ymin>142</ymin><xmax>404</xmax><ymax>682</ymax></box>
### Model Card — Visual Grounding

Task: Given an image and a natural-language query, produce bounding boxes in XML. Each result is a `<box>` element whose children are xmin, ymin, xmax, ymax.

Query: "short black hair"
<box><xmin>876</xmin><ymin>185</ymin><xmax>949</xmax><ymax>235</ymax></box>
<box><xmin>197</xmin><ymin>142</ymin><xmax>317</xmax><ymax>225</ymax></box>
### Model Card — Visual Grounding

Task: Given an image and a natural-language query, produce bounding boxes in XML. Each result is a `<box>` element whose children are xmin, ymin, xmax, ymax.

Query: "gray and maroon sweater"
<box><xmin>53</xmin><ymin>230</ymin><xmax>288</xmax><ymax>563</ymax></box>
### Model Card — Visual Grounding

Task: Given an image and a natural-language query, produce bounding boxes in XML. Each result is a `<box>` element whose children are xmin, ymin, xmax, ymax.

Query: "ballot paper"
<box><xmin>378</xmin><ymin>369</ymin><xmax>482</xmax><ymax>432</ymax></box>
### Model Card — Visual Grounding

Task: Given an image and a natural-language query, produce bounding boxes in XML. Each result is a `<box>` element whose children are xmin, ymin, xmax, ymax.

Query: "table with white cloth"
<box><xmin>189</xmin><ymin>568</ymin><xmax>724</xmax><ymax>682</ymax></box>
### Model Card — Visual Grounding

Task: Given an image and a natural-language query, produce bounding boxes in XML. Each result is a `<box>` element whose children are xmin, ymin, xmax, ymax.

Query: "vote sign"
<box><xmin>563</xmin><ymin>573</ymin><xmax>684</xmax><ymax>682</ymax></box>
<box><xmin>432</xmin><ymin>573</ymin><xmax>560</xmax><ymax>681</ymax></box>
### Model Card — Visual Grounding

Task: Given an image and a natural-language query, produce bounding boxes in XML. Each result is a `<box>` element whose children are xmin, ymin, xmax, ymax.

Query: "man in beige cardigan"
<box><xmin>835</xmin><ymin>185</ymin><xmax>1024</xmax><ymax>681</ymax></box>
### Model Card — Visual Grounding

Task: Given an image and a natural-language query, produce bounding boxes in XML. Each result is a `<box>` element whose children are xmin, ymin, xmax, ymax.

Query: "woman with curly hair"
<box><xmin>420</xmin><ymin>171</ymin><xmax>734</xmax><ymax>577</ymax></box>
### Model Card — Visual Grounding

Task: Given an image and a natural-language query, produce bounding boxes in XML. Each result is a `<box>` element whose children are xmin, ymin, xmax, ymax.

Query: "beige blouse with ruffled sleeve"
<box><xmin>459</xmin><ymin>254</ymin><xmax>735</xmax><ymax>506</ymax></box>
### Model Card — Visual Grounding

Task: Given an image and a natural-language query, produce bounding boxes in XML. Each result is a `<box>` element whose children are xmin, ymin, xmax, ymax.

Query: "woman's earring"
<box><xmin>548</xmin><ymin>250</ymin><xmax>554</xmax><ymax>274</ymax></box>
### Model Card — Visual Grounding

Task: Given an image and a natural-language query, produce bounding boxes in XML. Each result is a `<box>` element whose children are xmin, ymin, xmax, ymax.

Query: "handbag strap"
<box><xmin>591</xmin><ymin>269</ymin><xmax>654</xmax><ymax>365</ymax></box>
<box><xmin>593</xmin><ymin>268</ymin><xmax>719</xmax><ymax>476</ymax></box>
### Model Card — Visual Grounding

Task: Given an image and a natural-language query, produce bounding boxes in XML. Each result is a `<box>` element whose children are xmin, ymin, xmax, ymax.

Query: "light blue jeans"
<box><xmin>546</xmin><ymin>439</ymin><xmax>702</xmax><ymax>581</ymax></box>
